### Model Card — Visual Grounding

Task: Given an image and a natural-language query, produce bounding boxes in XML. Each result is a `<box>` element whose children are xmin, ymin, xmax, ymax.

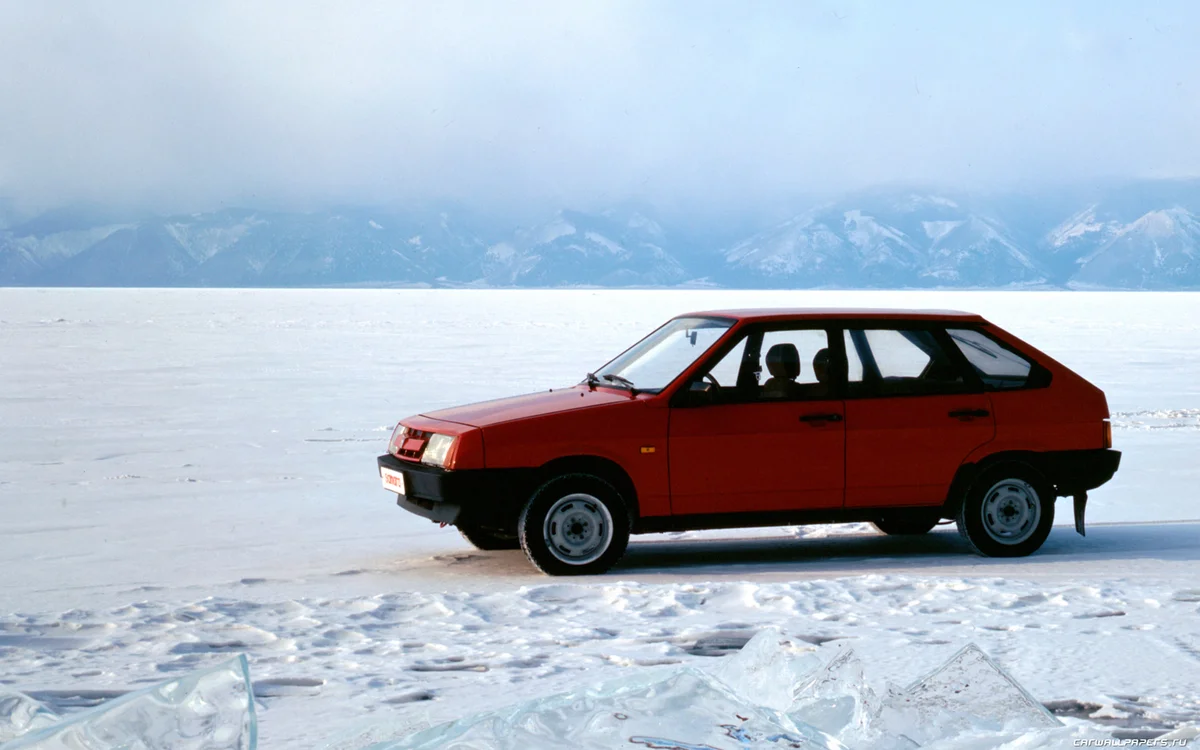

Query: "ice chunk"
<box><xmin>1158</xmin><ymin>724</ymin><xmax>1200</xmax><ymax>741</ymax></box>
<box><xmin>0</xmin><ymin>692</ymin><xmax>59</xmax><ymax>744</ymax></box>
<box><xmin>341</xmin><ymin>640</ymin><xmax>1070</xmax><ymax>750</ymax></box>
<box><xmin>0</xmin><ymin>655</ymin><xmax>256</xmax><ymax>750</ymax></box>
<box><xmin>878</xmin><ymin>643</ymin><xmax>1060</xmax><ymax>745</ymax></box>
<box><xmin>788</xmin><ymin>649</ymin><xmax>892</xmax><ymax>746</ymax></box>
<box><xmin>707</xmin><ymin>628</ymin><xmax>823</xmax><ymax>711</ymax></box>
<box><xmin>363</xmin><ymin>663</ymin><xmax>847</xmax><ymax>750</ymax></box>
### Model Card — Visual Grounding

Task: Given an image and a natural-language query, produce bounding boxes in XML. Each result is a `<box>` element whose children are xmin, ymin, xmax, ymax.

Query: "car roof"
<box><xmin>679</xmin><ymin>307</ymin><xmax>987</xmax><ymax>323</ymax></box>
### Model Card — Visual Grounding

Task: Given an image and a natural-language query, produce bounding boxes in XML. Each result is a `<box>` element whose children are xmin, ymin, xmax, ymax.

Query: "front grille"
<box><xmin>395</xmin><ymin>428</ymin><xmax>430</xmax><ymax>461</ymax></box>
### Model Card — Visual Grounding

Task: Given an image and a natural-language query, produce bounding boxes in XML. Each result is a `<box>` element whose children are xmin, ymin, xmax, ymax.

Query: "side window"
<box><xmin>869</xmin><ymin>329</ymin><xmax>938</xmax><ymax>377</ymax></box>
<box><xmin>758</xmin><ymin>329</ymin><xmax>832</xmax><ymax>400</ymax></box>
<box><xmin>844</xmin><ymin>330</ymin><xmax>865</xmax><ymax>384</ymax></box>
<box><xmin>706</xmin><ymin>336</ymin><xmax>748</xmax><ymax>387</ymax></box>
<box><xmin>697</xmin><ymin>328</ymin><xmax>834</xmax><ymax>403</ymax></box>
<box><xmin>947</xmin><ymin>328</ymin><xmax>1034</xmax><ymax>389</ymax></box>
<box><xmin>846</xmin><ymin>328</ymin><xmax>971</xmax><ymax>397</ymax></box>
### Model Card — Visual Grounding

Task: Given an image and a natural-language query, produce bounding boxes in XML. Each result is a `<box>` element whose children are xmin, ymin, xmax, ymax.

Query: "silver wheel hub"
<box><xmin>544</xmin><ymin>493</ymin><xmax>613</xmax><ymax>565</ymax></box>
<box><xmin>981</xmin><ymin>479</ymin><xmax>1041</xmax><ymax>544</ymax></box>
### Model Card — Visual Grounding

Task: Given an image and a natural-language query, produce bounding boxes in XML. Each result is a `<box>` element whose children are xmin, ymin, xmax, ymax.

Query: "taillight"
<box><xmin>1103</xmin><ymin>420</ymin><xmax>1112</xmax><ymax>449</ymax></box>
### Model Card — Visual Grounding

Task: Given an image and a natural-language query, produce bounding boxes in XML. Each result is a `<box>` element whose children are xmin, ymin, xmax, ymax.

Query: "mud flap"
<box><xmin>1073</xmin><ymin>492</ymin><xmax>1088</xmax><ymax>536</ymax></box>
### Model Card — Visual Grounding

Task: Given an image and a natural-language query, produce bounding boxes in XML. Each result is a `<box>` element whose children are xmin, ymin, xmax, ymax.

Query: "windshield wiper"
<box><xmin>602</xmin><ymin>373</ymin><xmax>635</xmax><ymax>389</ymax></box>
<box><xmin>584</xmin><ymin>372</ymin><xmax>636</xmax><ymax>394</ymax></box>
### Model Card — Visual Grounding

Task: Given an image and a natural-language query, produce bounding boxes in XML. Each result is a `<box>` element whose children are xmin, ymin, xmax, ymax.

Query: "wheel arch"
<box><xmin>941</xmin><ymin>451</ymin><xmax>1055</xmax><ymax>516</ymax></box>
<box><xmin>535</xmin><ymin>455</ymin><xmax>640</xmax><ymax>521</ymax></box>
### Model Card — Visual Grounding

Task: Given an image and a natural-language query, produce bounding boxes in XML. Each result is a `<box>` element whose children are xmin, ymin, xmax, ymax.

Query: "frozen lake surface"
<box><xmin>2</xmin><ymin>288</ymin><xmax>1199</xmax><ymax>747</ymax></box>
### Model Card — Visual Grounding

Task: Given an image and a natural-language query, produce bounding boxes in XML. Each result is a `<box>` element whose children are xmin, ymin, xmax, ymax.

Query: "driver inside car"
<box><xmin>761</xmin><ymin>343</ymin><xmax>805</xmax><ymax>399</ymax></box>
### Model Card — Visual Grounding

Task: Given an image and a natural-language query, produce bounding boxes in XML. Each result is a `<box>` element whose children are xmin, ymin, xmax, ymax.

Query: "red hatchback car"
<box><xmin>378</xmin><ymin>309</ymin><xmax>1120</xmax><ymax>575</ymax></box>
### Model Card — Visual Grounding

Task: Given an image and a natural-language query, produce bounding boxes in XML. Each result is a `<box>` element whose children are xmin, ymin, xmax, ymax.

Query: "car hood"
<box><xmin>421</xmin><ymin>387</ymin><xmax>634</xmax><ymax>428</ymax></box>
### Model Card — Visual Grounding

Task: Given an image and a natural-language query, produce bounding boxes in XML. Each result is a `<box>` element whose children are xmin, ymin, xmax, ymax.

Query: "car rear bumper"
<box><xmin>376</xmin><ymin>454</ymin><xmax>533</xmax><ymax>528</ymax></box>
<box><xmin>1048</xmin><ymin>448</ymin><xmax>1122</xmax><ymax>495</ymax></box>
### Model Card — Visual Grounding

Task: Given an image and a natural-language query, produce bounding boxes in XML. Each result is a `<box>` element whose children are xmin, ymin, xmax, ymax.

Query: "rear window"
<box><xmin>947</xmin><ymin>328</ymin><xmax>1032</xmax><ymax>389</ymax></box>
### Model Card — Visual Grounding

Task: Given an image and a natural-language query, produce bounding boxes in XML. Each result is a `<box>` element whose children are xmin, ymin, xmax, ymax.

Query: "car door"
<box><xmin>842</xmin><ymin>325</ymin><xmax>994</xmax><ymax>508</ymax></box>
<box><xmin>668</xmin><ymin>326</ymin><xmax>845</xmax><ymax>515</ymax></box>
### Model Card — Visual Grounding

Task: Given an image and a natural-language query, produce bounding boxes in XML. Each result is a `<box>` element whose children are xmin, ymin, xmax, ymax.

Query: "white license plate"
<box><xmin>380</xmin><ymin>467</ymin><xmax>406</xmax><ymax>495</ymax></box>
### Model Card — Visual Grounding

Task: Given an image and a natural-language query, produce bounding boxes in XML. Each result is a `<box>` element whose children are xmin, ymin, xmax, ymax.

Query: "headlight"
<box><xmin>421</xmin><ymin>433</ymin><xmax>456</xmax><ymax>467</ymax></box>
<box><xmin>388</xmin><ymin>424</ymin><xmax>409</xmax><ymax>455</ymax></box>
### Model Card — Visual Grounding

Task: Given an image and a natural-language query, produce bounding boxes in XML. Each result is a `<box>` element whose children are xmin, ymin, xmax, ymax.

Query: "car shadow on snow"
<box><xmin>391</xmin><ymin>521</ymin><xmax>1200</xmax><ymax>581</ymax></box>
<box><xmin>607</xmin><ymin>521</ymin><xmax>1200</xmax><ymax>577</ymax></box>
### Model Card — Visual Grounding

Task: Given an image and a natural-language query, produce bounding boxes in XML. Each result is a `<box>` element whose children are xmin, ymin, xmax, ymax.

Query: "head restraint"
<box><xmin>765</xmin><ymin>343</ymin><xmax>801</xmax><ymax>380</ymax></box>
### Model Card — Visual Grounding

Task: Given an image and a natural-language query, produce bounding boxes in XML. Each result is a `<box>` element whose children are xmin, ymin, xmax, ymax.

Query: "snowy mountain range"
<box><xmin>3</xmin><ymin>181</ymin><xmax>1200</xmax><ymax>289</ymax></box>
<box><xmin>721</xmin><ymin>191</ymin><xmax>1047</xmax><ymax>288</ymax></box>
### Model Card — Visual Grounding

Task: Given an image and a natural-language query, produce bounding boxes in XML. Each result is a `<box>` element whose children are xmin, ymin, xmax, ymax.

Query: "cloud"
<box><xmin>1</xmin><ymin>1</ymin><xmax>1198</xmax><ymax>214</ymax></box>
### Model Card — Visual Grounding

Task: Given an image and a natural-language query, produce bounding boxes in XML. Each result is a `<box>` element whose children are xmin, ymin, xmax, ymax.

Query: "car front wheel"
<box><xmin>518</xmin><ymin>473</ymin><xmax>630</xmax><ymax>576</ymax></box>
<box><xmin>956</xmin><ymin>463</ymin><xmax>1055</xmax><ymax>557</ymax></box>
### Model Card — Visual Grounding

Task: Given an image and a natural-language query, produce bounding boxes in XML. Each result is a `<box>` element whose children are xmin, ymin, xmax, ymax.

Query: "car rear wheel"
<box><xmin>956</xmin><ymin>463</ymin><xmax>1055</xmax><ymax>557</ymax></box>
<box><xmin>458</xmin><ymin>525</ymin><xmax>520</xmax><ymax>551</ymax></box>
<box><xmin>872</xmin><ymin>513</ymin><xmax>940</xmax><ymax>536</ymax></box>
<box><xmin>518</xmin><ymin>473</ymin><xmax>630</xmax><ymax>576</ymax></box>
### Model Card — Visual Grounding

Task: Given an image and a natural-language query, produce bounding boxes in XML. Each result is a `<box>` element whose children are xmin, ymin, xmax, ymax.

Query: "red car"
<box><xmin>378</xmin><ymin>309</ymin><xmax>1120</xmax><ymax>575</ymax></box>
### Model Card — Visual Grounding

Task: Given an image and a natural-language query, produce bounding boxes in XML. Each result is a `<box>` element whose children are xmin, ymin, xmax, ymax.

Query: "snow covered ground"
<box><xmin>2</xmin><ymin>288</ymin><xmax>1199</xmax><ymax>747</ymax></box>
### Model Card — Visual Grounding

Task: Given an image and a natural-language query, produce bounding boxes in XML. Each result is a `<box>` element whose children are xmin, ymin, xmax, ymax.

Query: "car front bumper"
<box><xmin>376</xmin><ymin>454</ymin><xmax>533</xmax><ymax>528</ymax></box>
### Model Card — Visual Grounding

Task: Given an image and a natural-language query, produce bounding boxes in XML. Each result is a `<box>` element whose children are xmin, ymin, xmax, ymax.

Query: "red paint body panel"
<box><xmin>401</xmin><ymin>414</ymin><xmax>477</xmax><ymax>437</ymax></box>
<box><xmin>424</xmin><ymin>387</ymin><xmax>634</xmax><ymax>428</ymax></box>
<box><xmin>844</xmin><ymin>393</ymin><xmax>994</xmax><ymax>507</ymax></box>
<box><xmin>480</xmin><ymin>398</ymin><xmax>672</xmax><ymax>517</ymax></box>
<box><xmin>669</xmin><ymin>400</ymin><xmax>845</xmax><ymax>514</ymax></box>
<box><xmin>962</xmin><ymin>324</ymin><xmax>1110</xmax><ymax>461</ymax></box>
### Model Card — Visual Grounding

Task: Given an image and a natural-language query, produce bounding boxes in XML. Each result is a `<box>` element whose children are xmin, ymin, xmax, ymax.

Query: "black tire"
<box><xmin>956</xmin><ymin>462</ymin><xmax>1055</xmax><ymax>557</ymax></box>
<box><xmin>518</xmin><ymin>473</ymin><xmax>631</xmax><ymax>576</ymax></box>
<box><xmin>872</xmin><ymin>513</ymin><xmax>940</xmax><ymax>536</ymax></box>
<box><xmin>458</xmin><ymin>525</ymin><xmax>520</xmax><ymax>551</ymax></box>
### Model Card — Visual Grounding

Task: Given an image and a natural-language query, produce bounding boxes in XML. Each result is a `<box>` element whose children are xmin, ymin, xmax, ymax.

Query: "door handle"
<box><xmin>800</xmin><ymin>413</ymin><xmax>843</xmax><ymax>423</ymax></box>
<box><xmin>949</xmin><ymin>408</ymin><xmax>990</xmax><ymax>419</ymax></box>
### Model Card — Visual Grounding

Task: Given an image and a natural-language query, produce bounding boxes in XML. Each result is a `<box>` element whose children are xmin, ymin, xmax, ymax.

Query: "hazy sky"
<box><xmin>1</xmin><ymin>1</ymin><xmax>1198</xmax><ymax>214</ymax></box>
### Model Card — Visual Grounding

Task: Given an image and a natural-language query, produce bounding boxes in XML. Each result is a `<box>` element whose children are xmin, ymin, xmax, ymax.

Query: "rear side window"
<box><xmin>947</xmin><ymin>328</ymin><xmax>1033</xmax><ymax>389</ymax></box>
<box><xmin>845</xmin><ymin>328</ymin><xmax>972</xmax><ymax>397</ymax></box>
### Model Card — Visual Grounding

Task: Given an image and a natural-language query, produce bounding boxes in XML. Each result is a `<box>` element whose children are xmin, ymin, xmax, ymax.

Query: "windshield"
<box><xmin>594</xmin><ymin>317</ymin><xmax>734</xmax><ymax>392</ymax></box>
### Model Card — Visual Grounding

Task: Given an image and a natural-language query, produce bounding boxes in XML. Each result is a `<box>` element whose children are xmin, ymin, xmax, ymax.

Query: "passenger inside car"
<box><xmin>810</xmin><ymin>348</ymin><xmax>832</xmax><ymax>399</ymax></box>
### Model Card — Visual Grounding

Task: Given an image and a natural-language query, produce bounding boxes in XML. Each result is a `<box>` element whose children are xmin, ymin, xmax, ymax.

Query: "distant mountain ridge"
<box><xmin>721</xmin><ymin>192</ymin><xmax>1047</xmax><ymax>288</ymax></box>
<box><xmin>4</xmin><ymin>181</ymin><xmax>1200</xmax><ymax>289</ymax></box>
